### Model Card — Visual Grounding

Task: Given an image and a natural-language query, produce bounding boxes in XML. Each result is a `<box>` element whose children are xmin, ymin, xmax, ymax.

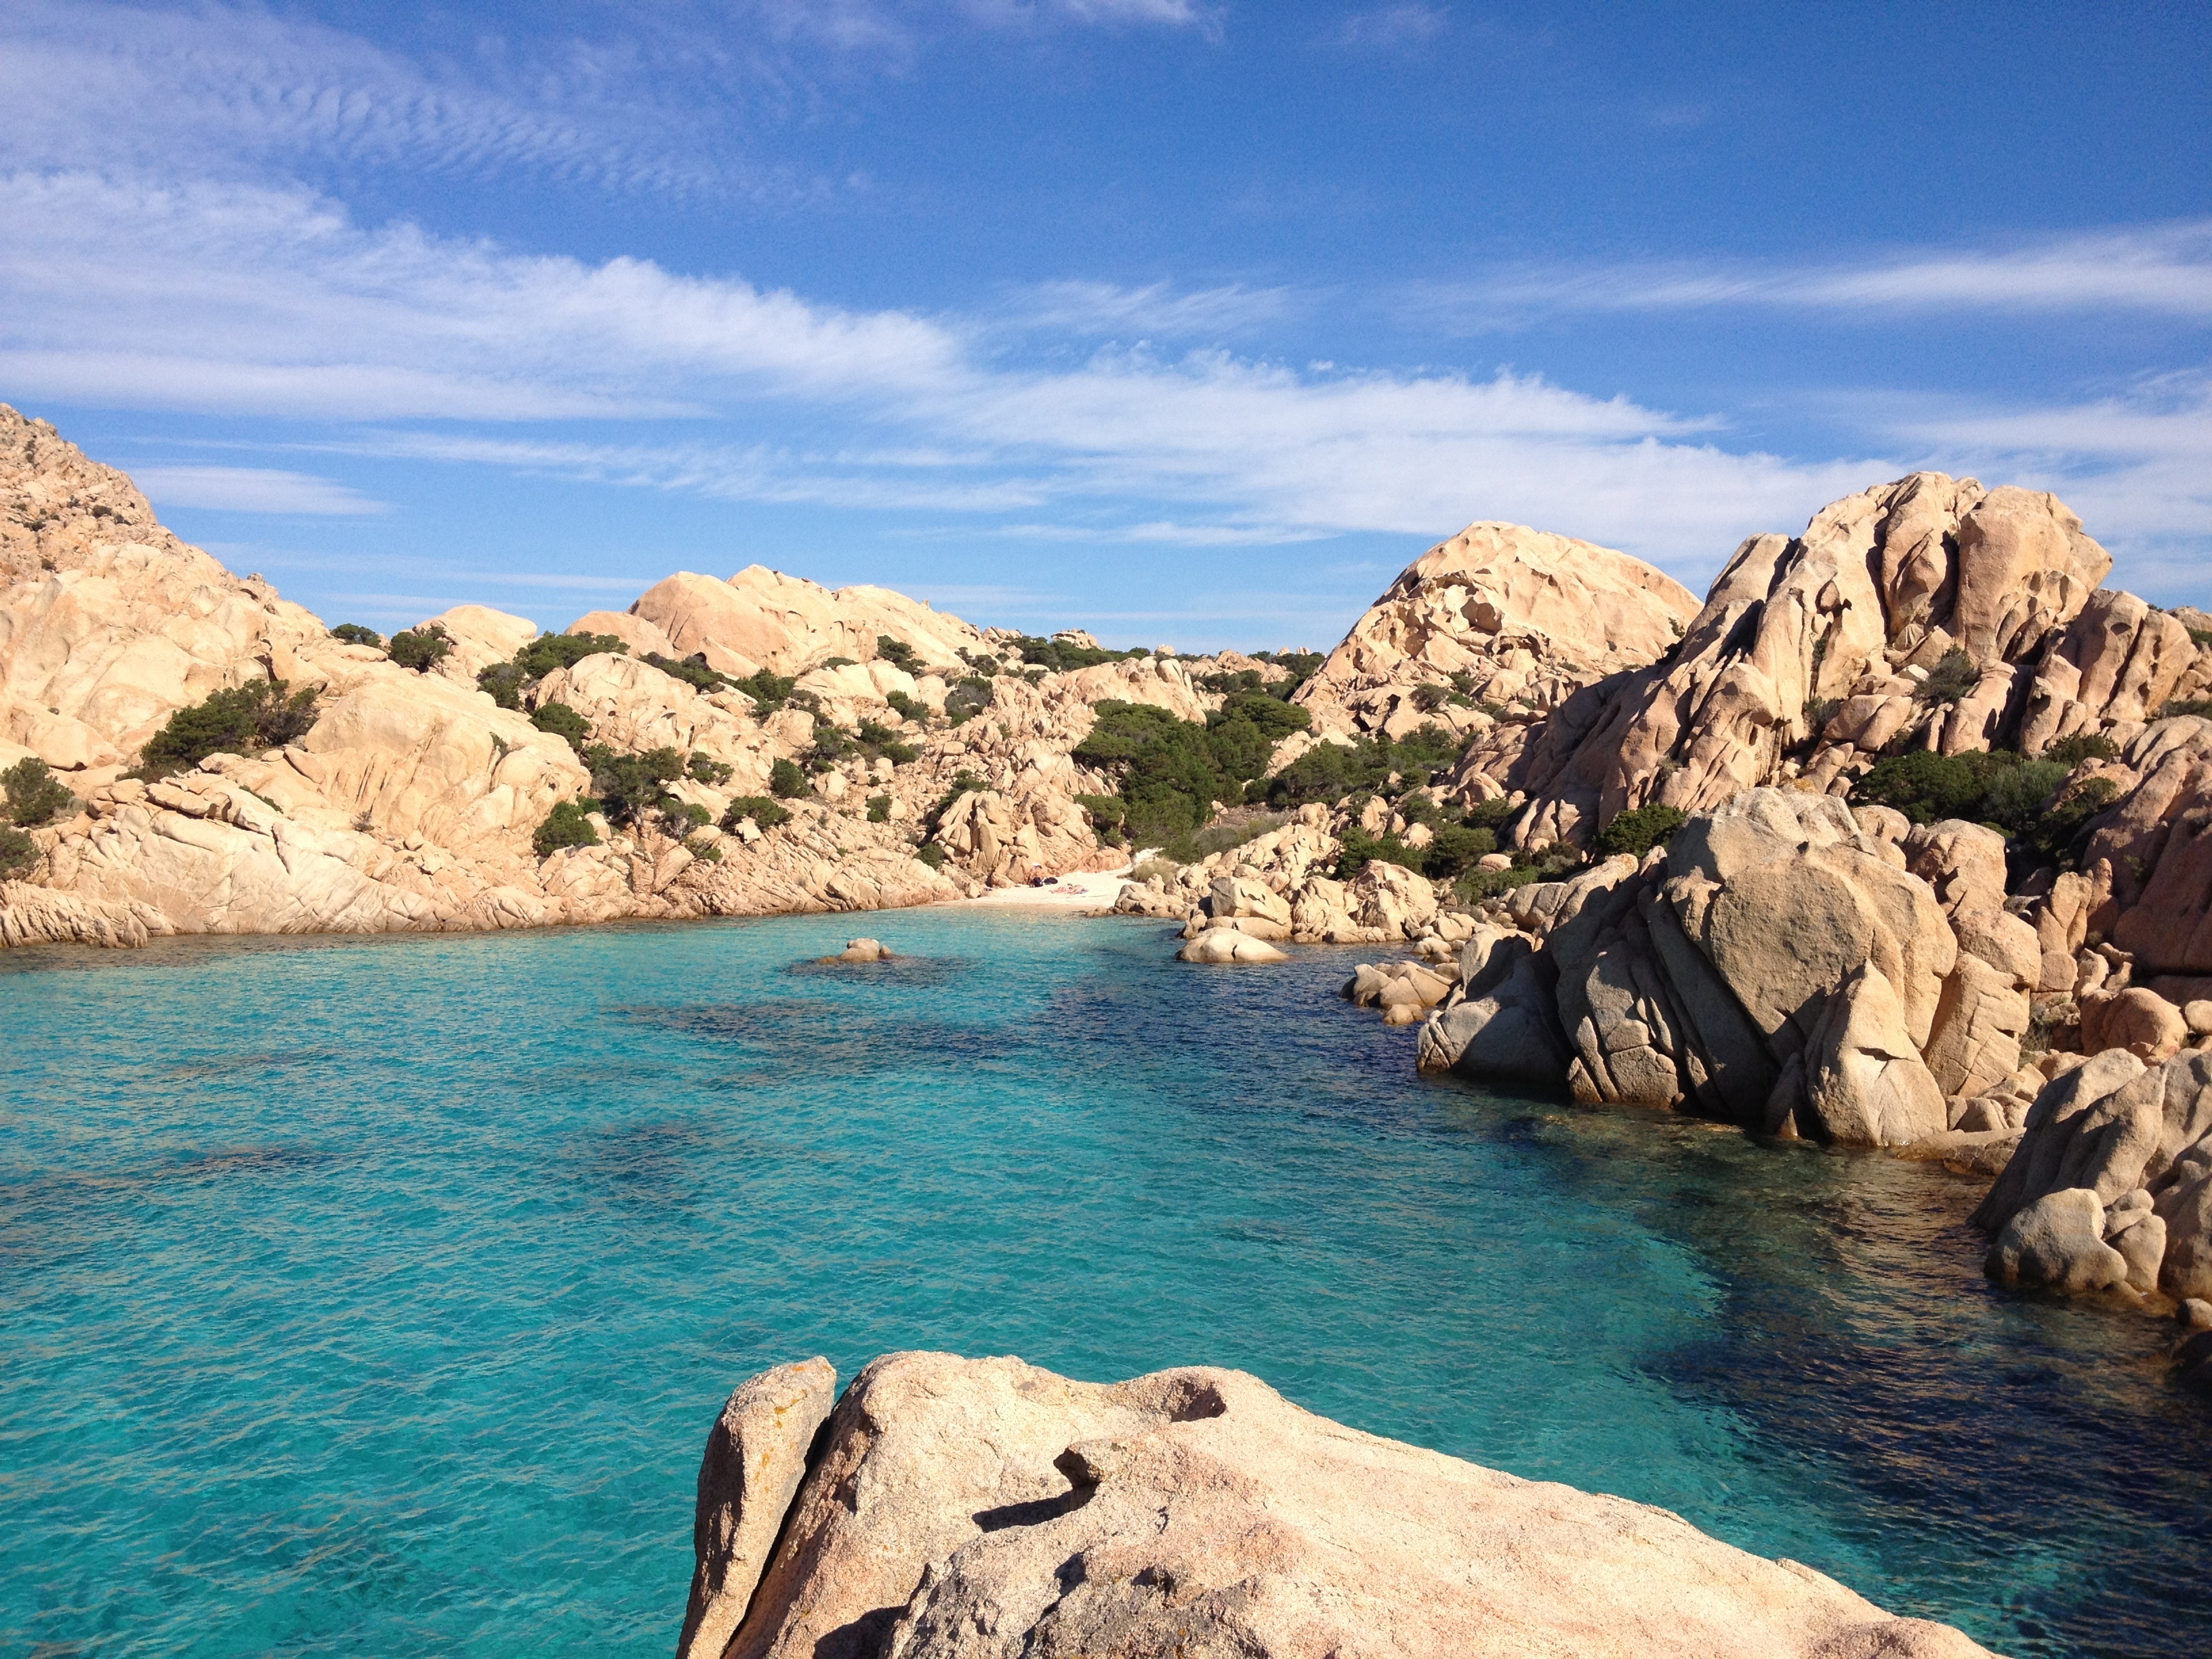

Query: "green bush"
<box><xmin>1915</xmin><ymin>648</ymin><xmax>1982</xmax><ymax>705</ymax></box>
<box><xmin>388</xmin><ymin>623</ymin><xmax>453</xmax><ymax>673</ymax></box>
<box><xmin>579</xmin><ymin>743</ymin><xmax>686</xmax><ymax>829</ymax></box>
<box><xmin>685</xmin><ymin>835</ymin><xmax>722</xmax><ymax>863</ymax></box>
<box><xmin>1008</xmin><ymin>634</ymin><xmax>1147</xmax><ymax>673</ymax></box>
<box><xmin>719</xmin><ymin>796</ymin><xmax>792</xmax><ymax>831</ymax></box>
<box><xmin>688</xmin><ymin>754</ymin><xmax>733</xmax><ymax>785</ymax></box>
<box><xmin>855</xmin><ymin>720</ymin><xmax>920</xmax><ymax>765</ymax></box>
<box><xmin>532</xmin><ymin>798</ymin><xmax>600</xmax><ymax>858</ymax></box>
<box><xmin>944</xmin><ymin>676</ymin><xmax>996</xmax><ymax>724</ymax></box>
<box><xmin>915</xmin><ymin>841</ymin><xmax>948</xmax><ymax>870</ymax></box>
<box><xmin>531</xmin><ymin>701</ymin><xmax>590</xmax><ymax>750</ymax></box>
<box><xmin>866</xmin><ymin>794</ymin><xmax>892</xmax><ymax>823</ymax></box>
<box><xmin>1596</xmin><ymin>803</ymin><xmax>1687</xmax><ymax>859</ymax></box>
<box><xmin>769</xmin><ymin>757</ymin><xmax>807</xmax><ymax>798</ymax></box>
<box><xmin>1263</xmin><ymin>724</ymin><xmax>1462</xmax><ymax>808</ymax></box>
<box><xmin>478</xmin><ymin>632</ymin><xmax>630</xmax><ymax>707</ymax></box>
<box><xmin>2160</xmin><ymin>698</ymin><xmax>2212</xmax><ymax>720</ymax></box>
<box><xmin>1851</xmin><ymin>748</ymin><xmax>2117</xmax><ymax>866</ymax></box>
<box><xmin>139</xmin><ymin>680</ymin><xmax>319</xmax><ymax>777</ymax></box>
<box><xmin>0</xmin><ymin>823</ymin><xmax>39</xmax><ymax>878</ymax></box>
<box><xmin>734</xmin><ymin>670</ymin><xmax>798</xmax><ymax>712</ymax></box>
<box><xmin>3</xmin><ymin>758</ymin><xmax>75</xmax><ymax>827</ymax></box>
<box><xmin>669</xmin><ymin>800</ymin><xmax>711</xmax><ymax>830</ymax></box>
<box><xmin>1425</xmin><ymin>823</ymin><xmax>1497</xmax><ymax>877</ymax></box>
<box><xmin>476</xmin><ymin>662</ymin><xmax>526</xmax><ymax>709</ymax></box>
<box><xmin>876</xmin><ymin>635</ymin><xmax>920</xmax><ymax>672</ymax></box>
<box><xmin>643</xmin><ymin>651</ymin><xmax>731</xmax><ymax>694</ymax></box>
<box><xmin>885</xmin><ymin>689</ymin><xmax>928</xmax><ymax>723</ymax></box>
<box><xmin>330</xmin><ymin>622</ymin><xmax>383</xmax><ymax>648</ymax></box>
<box><xmin>819</xmin><ymin>655</ymin><xmax>857</xmax><ymax>670</ymax></box>
<box><xmin>2043</xmin><ymin>731</ymin><xmax>2119</xmax><ymax>768</ymax></box>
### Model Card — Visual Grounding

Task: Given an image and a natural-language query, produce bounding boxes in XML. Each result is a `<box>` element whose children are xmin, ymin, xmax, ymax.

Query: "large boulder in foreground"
<box><xmin>691</xmin><ymin>1351</ymin><xmax>1993</xmax><ymax>1659</ymax></box>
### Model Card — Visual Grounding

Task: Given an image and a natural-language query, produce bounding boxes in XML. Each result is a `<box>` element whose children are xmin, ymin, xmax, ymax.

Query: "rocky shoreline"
<box><xmin>9</xmin><ymin>408</ymin><xmax>2212</xmax><ymax>1345</ymax></box>
<box><xmin>668</xmin><ymin>1350</ymin><xmax>1995</xmax><ymax>1659</ymax></box>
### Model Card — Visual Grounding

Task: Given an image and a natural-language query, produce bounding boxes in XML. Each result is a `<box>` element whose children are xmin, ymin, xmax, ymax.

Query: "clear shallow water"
<box><xmin>1</xmin><ymin>911</ymin><xmax>2204</xmax><ymax>1659</ymax></box>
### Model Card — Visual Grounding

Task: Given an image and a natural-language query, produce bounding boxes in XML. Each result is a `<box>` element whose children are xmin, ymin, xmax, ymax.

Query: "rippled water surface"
<box><xmin>3</xmin><ymin>910</ymin><xmax>2205</xmax><ymax>1657</ymax></box>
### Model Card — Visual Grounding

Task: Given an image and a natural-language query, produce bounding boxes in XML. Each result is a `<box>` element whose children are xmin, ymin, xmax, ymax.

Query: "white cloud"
<box><xmin>129</xmin><ymin>465</ymin><xmax>386</xmax><ymax>516</ymax></box>
<box><xmin>1410</xmin><ymin>222</ymin><xmax>2212</xmax><ymax>325</ymax></box>
<box><xmin>1332</xmin><ymin>6</ymin><xmax>1451</xmax><ymax>48</ymax></box>
<box><xmin>1004</xmin><ymin>279</ymin><xmax>1306</xmax><ymax>338</ymax></box>
<box><xmin>960</xmin><ymin>0</ymin><xmax>1222</xmax><ymax>29</ymax></box>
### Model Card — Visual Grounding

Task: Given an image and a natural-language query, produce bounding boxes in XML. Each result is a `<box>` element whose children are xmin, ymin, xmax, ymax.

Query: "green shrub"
<box><xmin>532</xmin><ymin>798</ymin><xmax>600</xmax><ymax>857</ymax></box>
<box><xmin>734</xmin><ymin>670</ymin><xmax>798</xmax><ymax>712</ymax></box>
<box><xmin>866</xmin><ymin>794</ymin><xmax>892</xmax><ymax>823</ymax></box>
<box><xmin>915</xmin><ymin>841</ymin><xmax>948</xmax><ymax>870</ymax></box>
<box><xmin>670</xmin><ymin>800</ymin><xmax>711</xmax><ymax>830</ymax></box>
<box><xmin>531</xmin><ymin>701</ymin><xmax>590</xmax><ymax>750</ymax></box>
<box><xmin>3</xmin><ymin>758</ymin><xmax>75</xmax><ymax>827</ymax></box>
<box><xmin>0</xmin><ymin>823</ymin><xmax>39</xmax><ymax>878</ymax></box>
<box><xmin>885</xmin><ymin>689</ymin><xmax>928</xmax><ymax>723</ymax></box>
<box><xmin>1596</xmin><ymin>803</ymin><xmax>1687</xmax><ymax>859</ymax></box>
<box><xmin>388</xmin><ymin>623</ymin><xmax>453</xmax><ymax>673</ymax></box>
<box><xmin>579</xmin><ymin>743</ymin><xmax>685</xmax><ymax>829</ymax></box>
<box><xmin>855</xmin><ymin>720</ymin><xmax>919</xmax><ymax>765</ymax></box>
<box><xmin>476</xmin><ymin>662</ymin><xmax>526</xmax><ymax>709</ymax></box>
<box><xmin>958</xmin><ymin>650</ymin><xmax>999</xmax><ymax>678</ymax></box>
<box><xmin>2160</xmin><ymin>698</ymin><xmax>2212</xmax><ymax>720</ymax></box>
<box><xmin>2043</xmin><ymin>731</ymin><xmax>2119</xmax><ymax>767</ymax></box>
<box><xmin>719</xmin><ymin>796</ymin><xmax>792</xmax><ymax>831</ymax></box>
<box><xmin>2186</xmin><ymin>626</ymin><xmax>2212</xmax><ymax>648</ymax></box>
<box><xmin>688</xmin><ymin>754</ymin><xmax>733</xmax><ymax>785</ymax></box>
<box><xmin>1915</xmin><ymin>648</ymin><xmax>1982</xmax><ymax>705</ymax></box>
<box><xmin>330</xmin><ymin>622</ymin><xmax>383</xmax><ymax>648</ymax></box>
<box><xmin>1456</xmin><ymin>863</ymin><xmax>1546</xmax><ymax>903</ymax></box>
<box><xmin>1425</xmin><ymin>823</ymin><xmax>1497</xmax><ymax>877</ymax></box>
<box><xmin>685</xmin><ymin>835</ymin><xmax>722</xmax><ymax>863</ymax></box>
<box><xmin>1803</xmin><ymin>697</ymin><xmax>1841</xmax><ymax>734</ymax></box>
<box><xmin>1851</xmin><ymin>748</ymin><xmax>2117</xmax><ymax>865</ymax></box>
<box><xmin>769</xmin><ymin>757</ymin><xmax>807</xmax><ymax>798</ymax></box>
<box><xmin>1008</xmin><ymin>634</ymin><xmax>1147</xmax><ymax>673</ymax></box>
<box><xmin>1263</xmin><ymin>724</ymin><xmax>1462</xmax><ymax>808</ymax></box>
<box><xmin>643</xmin><ymin>651</ymin><xmax>731</xmax><ymax>694</ymax></box>
<box><xmin>139</xmin><ymin>680</ymin><xmax>319</xmax><ymax>777</ymax></box>
<box><xmin>876</xmin><ymin>635</ymin><xmax>920</xmax><ymax>672</ymax></box>
<box><xmin>944</xmin><ymin>676</ymin><xmax>996</xmax><ymax>724</ymax></box>
<box><xmin>820</xmin><ymin>656</ymin><xmax>857</xmax><ymax>670</ymax></box>
<box><xmin>1463</xmin><ymin>796</ymin><xmax>1522</xmax><ymax>831</ymax></box>
<box><xmin>519</xmin><ymin>632</ymin><xmax>627</xmax><ymax>678</ymax></box>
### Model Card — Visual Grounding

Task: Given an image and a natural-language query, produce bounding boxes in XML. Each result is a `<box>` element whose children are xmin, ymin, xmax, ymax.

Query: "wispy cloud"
<box><xmin>1408</xmin><ymin>221</ymin><xmax>2212</xmax><ymax>327</ymax></box>
<box><xmin>1003</xmin><ymin>279</ymin><xmax>1307</xmax><ymax>338</ymax></box>
<box><xmin>129</xmin><ymin>465</ymin><xmax>386</xmax><ymax>516</ymax></box>
<box><xmin>1330</xmin><ymin>6</ymin><xmax>1451</xmax><ymax>48</ymax></box>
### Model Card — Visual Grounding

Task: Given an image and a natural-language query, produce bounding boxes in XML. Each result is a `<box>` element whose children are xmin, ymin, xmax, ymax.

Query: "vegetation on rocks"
<box><xmin>1263</xmin><ymin>724</ymin><xmax>1461</xmax><ymax>808</ymax></box>
<box><xmin>329</xmin><ymin>623</ymin><xmax>382</xmax><ymax>648</ymax></box>
<box><xmin>1851</xmin><ymin>748</ymin><xmax>2118</xmax><ymax>865</ymax></box>
<box><xmin>641</xmin><ymin>651</ymin><xmax>729</xmax><ymax>695</ymax></box>
<box><xmin>0</xmin><ymin>825</ymin><xmax>38</xmax><ymax>878</ymax></box>
<box><xmin>719</xmin><ymin>796</ymin><xmax>792</xmax><ymax>832</ymax></box>
<box><xmin>579</xmin><ymin>743</ymin><xmax>688</xmax><ymax>832</ymax></box>
<box><xmin>1008</xmin><ymin>634</ymin><xmax>1146</xmax><ymax>672</ymax></box>
<box><xmin>531</xmin><ymin>798</ymin><xmax>600</xmax><ymax>858</ymax></box>
<box><xmin>388</xmin><ymin>622</ymin><xmax>454</xmax><ymax>673</ymax></box>
<box><xmin>529</xmin><ymin>701</ymin><xmax>590</xmax><ymax>750</ymax></box>
<box><xmin>1914</xmin><ymin>647</ymin><xmax>1983</xmax><ymax>705</ymax></box>
<box><xmin>2160</xmin><ymin>697</ymin><xmax>2212</xmax><ymax>720</ymax></box>
<box><xmin>733</xmin><ymin>670</ymin><xmax>799</xmax><ymax>713</ymax></box>
<box><xmin>943</xmin><ymin>677</ymin><xmax>995</xmax><ymax>724</ymax></box>
<box><xmin>769</xmin><ymin>758</ymin><xmax>807</xmax><ymax>798</ymax></box>
<box><xmin>137</xmin><ymin>679</ymin><xmax>319</xmax><ymax>777</ymax></box>
<box><xmin>478</xmin><ymin>632</ymin><xmax>628</xmax><ymax>708</ymax></box>
<box><xmin>874</xmin><ymin>635</ymin><xmax>919</xmax><ymax>673</ymax></box>
<box><xmin>1595</xmin><ymin>802</ymin><xmax>1687</xmax><ymax>859</ymax></box>
<box><xmin>4</xmin><ymin>757</ymin><xmax>73</xmax><ymax>827</ymax></box>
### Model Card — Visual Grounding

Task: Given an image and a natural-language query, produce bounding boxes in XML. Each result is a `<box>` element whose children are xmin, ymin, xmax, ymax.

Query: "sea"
<box><xmin>3</xmin><ymin>908</ymin><xmax>2204</xmax><ymax>1657</ymax></box>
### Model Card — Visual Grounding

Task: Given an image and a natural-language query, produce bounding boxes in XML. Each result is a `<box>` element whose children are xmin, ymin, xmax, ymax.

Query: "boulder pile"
<box><xmin>675</xmin><ymin>1351</ymin><xmax>1994</xmax><ymax>1659</ymax></box>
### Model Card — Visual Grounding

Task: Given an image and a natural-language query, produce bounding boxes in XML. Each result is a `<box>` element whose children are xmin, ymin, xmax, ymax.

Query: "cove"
<box><xmin>1</xmin><ymin>909</ymin><xmax>2204</xmax><ymax>1658</ymax></box>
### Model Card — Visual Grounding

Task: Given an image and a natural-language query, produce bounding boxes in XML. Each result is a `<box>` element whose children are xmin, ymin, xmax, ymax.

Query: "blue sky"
<box><xmin>3</xmin><ymin>1</ymin><xmax>2207</xmax><ymax>647</ymax></box>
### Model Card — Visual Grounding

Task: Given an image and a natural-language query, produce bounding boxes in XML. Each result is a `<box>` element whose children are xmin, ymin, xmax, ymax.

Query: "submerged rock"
<box><xmin>832</xmin><ymin>937</ymin><xmax>891</xmax><ymax>963</ymax></box>
<box><xmin>687</xmin><ymin>1351</ymin><xmax>1996</xmax><ymax>1659</ymax></box>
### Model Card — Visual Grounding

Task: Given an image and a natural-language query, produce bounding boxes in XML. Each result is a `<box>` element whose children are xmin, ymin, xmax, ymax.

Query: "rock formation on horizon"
<box><xmin>672</xmin><ymin>1350</ymin><xmax>1994</xmax><ymax>1659</ymax></box>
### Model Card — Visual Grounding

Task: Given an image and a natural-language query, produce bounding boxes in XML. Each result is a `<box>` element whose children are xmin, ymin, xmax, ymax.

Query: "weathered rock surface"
<box><xmin>1177</xmin><ymin>926</ymin><xmax>1288</xmax><ymax>964</ymax></box>
<box><xmin>1500</xmin><ymin>474</ymin><xmax>2114</xmax><ymax>847</ymax></box>
<box><xmin>677</xmin><ymin>1357</ymin><xmax>839</xmax><ymax>1659</ymax></box>
<box><xmin>1293</xmin><ymin>520</ymin><xmax>1698</xmax><ymax>744</ymax></box>
<box><xmin>1972</xmin><ymin>1049</ymin><xmax>2212</xmax><ymax>1300</ymax></box>
<box><xmin>693</xmin><ymin>1351</ymin><xmax>1994</xmax><ymax>1659</ymax></box>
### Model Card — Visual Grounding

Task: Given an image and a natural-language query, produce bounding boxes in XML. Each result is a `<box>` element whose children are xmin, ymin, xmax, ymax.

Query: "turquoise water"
<box><xmin>2</xmin><ymin>910</ymin><xmax>2204</xmax><ymax>1658</ymax></box>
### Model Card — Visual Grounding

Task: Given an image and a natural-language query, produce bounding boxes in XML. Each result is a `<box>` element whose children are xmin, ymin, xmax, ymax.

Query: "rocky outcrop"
<box><xmin>1420</xmin><ymin>790</ymin><xmax>1991</xmax><ymax>1148</ymax></box>
<box><xmin>1498</xmin><ymin>475</ymin><xmax>2121</xmax><ymax>846</ymax></box>
<box><xmin>1970</xmin><ymin>1048</ymin><xmax>2212</xmax><ymax>1300</ymax></box>
<box><xmin>1293</xmin><ymin>520</ymin><xmax>1698</xmax><ymax>752</ymax></box>
<box><xmin>630</xmin><ymin>567</ymin><xmax>985</xmax><ymax>678</ymax></box>
<box><xmin>682</xmin><ymin>1351</ymin><xmax>1993</xmax><ymax>1659</ymax></box>
<box><xmin>677</xmin><ymin>1357</ymin><xmax>838</xmax><ymax>1659</ymax></box>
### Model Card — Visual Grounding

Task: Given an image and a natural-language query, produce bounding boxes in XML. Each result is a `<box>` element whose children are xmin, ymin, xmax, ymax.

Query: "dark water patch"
<box><xmin>158</xmin><ymin>1048</ymin><xmax>342</xmax><ymax>1082</ymax></box>
<box><xmin>781</xmin><ymin>953</ymin><xmax>978</xmax><ymax>989</ymax></box>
